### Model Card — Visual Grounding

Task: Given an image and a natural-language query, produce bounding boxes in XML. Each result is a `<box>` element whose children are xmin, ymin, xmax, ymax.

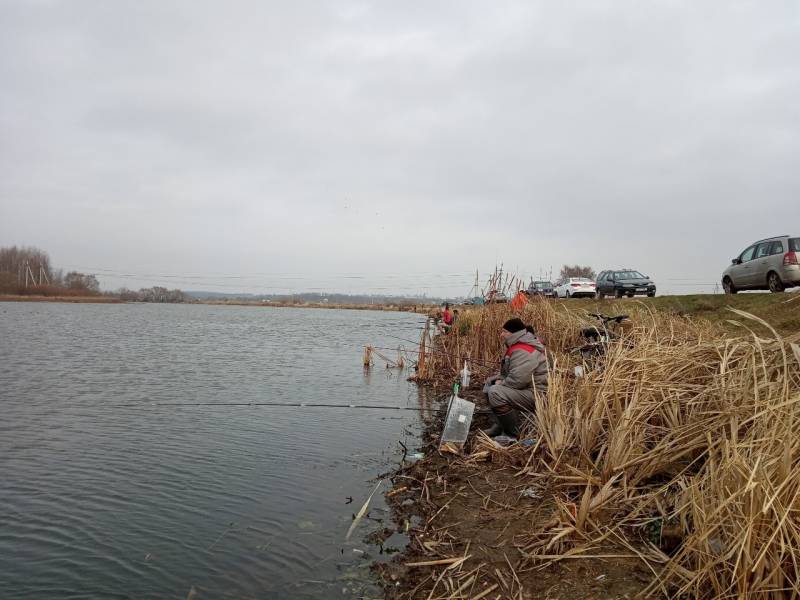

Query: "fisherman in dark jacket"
<box><xmin>482</xmin><ymin>318</ymin><xmax>548</xmax><ymax>438</ymax></box>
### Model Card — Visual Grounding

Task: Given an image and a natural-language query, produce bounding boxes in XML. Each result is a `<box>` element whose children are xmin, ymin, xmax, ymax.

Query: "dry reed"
<box><xmin>420</xmin><ymin>297</ymin><xmax>800</xmax><ymax>598</ymax></box>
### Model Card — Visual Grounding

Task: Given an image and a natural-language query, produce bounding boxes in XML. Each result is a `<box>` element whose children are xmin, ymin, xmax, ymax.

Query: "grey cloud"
<box><xmin>1</xmin><ymin>0</ymin><xmax>798</xmax><ymax>295</ymax></box>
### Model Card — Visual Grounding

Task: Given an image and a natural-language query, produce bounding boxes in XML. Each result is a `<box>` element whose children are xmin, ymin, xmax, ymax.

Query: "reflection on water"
<box><xmin>0</xmin><ymin>303</ymin><xmax>431</xmax><ymax>599</ymax></box>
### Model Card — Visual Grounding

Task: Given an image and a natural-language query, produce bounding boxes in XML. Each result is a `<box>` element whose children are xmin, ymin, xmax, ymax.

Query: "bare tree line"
<box><xmin>117</xmin><ymin>286</ymin><xmax>187</xmax><ymax>303</ymax></box>
<box><xmin>0</xmin><ymin>245</ymin><xmax>192</xmax><ymax>302</ymax></box>
<box><xmin>0</xmin><ymin>245</ymin><xmax>53</xmax><ymax>284</ymax></box>
<box><xmin>0</xmin><ymin>245</ymin><xmax>103</xmax><ymax>295</ymax></box>
<box><xmin>559</xmin><ymin>264</ymin><xmax>596</xmax><ymax>281</ymax></box>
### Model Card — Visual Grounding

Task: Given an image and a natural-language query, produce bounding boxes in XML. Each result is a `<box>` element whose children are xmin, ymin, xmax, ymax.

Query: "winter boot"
<box><xmin>496</xmin><ymin>409</ymin><xmax>519</xmax><ymax>439</ymax></box>
<box><xmin>481</xmin><ymin>413</ymin><xmax>503</xmax><ymax>437</ymax></box>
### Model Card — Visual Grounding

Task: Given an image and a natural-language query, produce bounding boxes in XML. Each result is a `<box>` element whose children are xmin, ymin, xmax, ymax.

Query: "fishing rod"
<box><xmin>110</xmin><ymin>400</ymin><xmax>493</xmax><ymax>414</ymax></box>
<box><xmin>375</xmin><ymin>328</ymin><xmax>501</xmax><ymax>367</ymax></box>
<box><xmin>376</xmin><ymin>331</ymin><xmax>429</xmax><ymax>347</ymax></box>
<box><xmin>305</xmin><ymin>317</ymin><xmax>501</xmax><ymax>367</ymax></box>
<box><xmin>290</xmin><ymin>340</ymin><xmax>496</xmax><ymax>365</ymax></box>
<box><xmin>365</xmin><ymin>346</ymin><xmax>499</xmax><ymax>369</ymax></box>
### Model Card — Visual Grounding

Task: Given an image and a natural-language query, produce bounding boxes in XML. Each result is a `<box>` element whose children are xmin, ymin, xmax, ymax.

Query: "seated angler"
<box><xmin>439</xmin><ymin>303</ymin><xmax>454</xmax><ymax>333</ymax></box>
<box><xmin>482</xmin><ymin>318</ymin><xmax>548</xmax><ymax>439</ymax></box>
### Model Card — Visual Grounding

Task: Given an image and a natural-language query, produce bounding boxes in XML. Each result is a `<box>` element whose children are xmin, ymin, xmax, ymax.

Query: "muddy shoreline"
<box><xmin>370</xmin><ymin>295</ymin><xmax>800</xmax><ymax>598</ymax></box>
<box><xmin>374</xmin><ymin>387</ymin><xmax>653</xmax><ymax>599</ymax></box>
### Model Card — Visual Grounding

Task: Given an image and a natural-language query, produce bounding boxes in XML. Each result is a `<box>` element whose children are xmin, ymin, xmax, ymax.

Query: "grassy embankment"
<box><xmin>586</xmin><ymin>292</ymin><xmax>800</xmax><ymax>336</ymax></box>
<box><xmin>380</xmin><ymin>293</ymin><xmax>799</xmax><ymax>599</ymax></box>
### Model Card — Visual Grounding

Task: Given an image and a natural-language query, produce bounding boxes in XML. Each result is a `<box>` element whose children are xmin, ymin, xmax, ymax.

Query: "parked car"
<box><xmin>595</xmin><ymin>270</ymin><xmax>656</xmax><ymax>298</ymax></box>
<box><xmin>554</xmin><ymin>278</ymin><xmax>596</xmax><ymax>298</ymax></box>
<box><xmin>484</xmin><ymin>290</ymin><xmax>508</xmax><ymax>303</ymax></box>
<box><xmin>527</xmin><ymin>280</ymin><xmax>555</xmax><ymax>297</ymax></box>
<box><xmin>722</xmin><ymin>235</ymin><xmax>800</xmax><ymax>293</ymax></box>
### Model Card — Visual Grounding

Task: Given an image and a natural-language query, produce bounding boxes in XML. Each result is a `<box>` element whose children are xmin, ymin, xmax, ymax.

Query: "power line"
<box><xmin>60</xmin><ymin>265</ymin><xmax>478</xmax><ymax>279</ymax></box>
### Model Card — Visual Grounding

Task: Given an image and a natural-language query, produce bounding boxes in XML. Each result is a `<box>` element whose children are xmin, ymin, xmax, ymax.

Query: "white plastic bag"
<box><xmin>439</xmin><ymin>395</ymin><xmax>475</xmax><ymax>450</ymax></box>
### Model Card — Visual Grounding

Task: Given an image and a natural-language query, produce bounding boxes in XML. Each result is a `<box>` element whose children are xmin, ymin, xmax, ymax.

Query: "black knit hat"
<box><xmin>502</xmin><ymin>318</ymin><xmax>526</xmax><ymax>333</ymax></box>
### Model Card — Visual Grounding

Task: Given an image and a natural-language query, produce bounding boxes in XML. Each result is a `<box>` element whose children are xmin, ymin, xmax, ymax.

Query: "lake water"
<box><xmin>0</xmin><ymin>303</ymin><xmax>433</xmax><ymax>599</ymax></box>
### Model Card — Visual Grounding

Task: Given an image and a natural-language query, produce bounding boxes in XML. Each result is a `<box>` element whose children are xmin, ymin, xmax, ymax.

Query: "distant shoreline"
<box><xmin>196</xmin><ymin>299</ymin><xmax>428</xmax><ymax>312</ymax></box>
<box><xmin>0</xmin><ymin>294</ymin><xmax>431</xmax><ymax>312</ymax></box>
<box><xmin>0</xmin><ymin>294</ymin><xmax>123</xmax><ymax>304</ymax></box>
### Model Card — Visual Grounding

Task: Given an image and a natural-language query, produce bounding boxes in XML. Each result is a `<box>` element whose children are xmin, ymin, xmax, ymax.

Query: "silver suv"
<box><xmin>722</xmin><ymin>235</ymin><xmax>800</xmax><ymax>293</ymax></box>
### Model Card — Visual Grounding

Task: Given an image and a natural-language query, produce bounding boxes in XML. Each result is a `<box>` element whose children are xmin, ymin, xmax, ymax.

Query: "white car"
<box><xmin>554</xmin><ymin>277</ymin><xmax>596</xmax><ymax>298</ymax></box>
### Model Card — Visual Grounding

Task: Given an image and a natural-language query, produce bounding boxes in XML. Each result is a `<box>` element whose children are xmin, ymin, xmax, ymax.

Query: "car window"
<box><xmin>755</xmin><ymin>243</ymin><xmax>772</xmax><ymax>259</ymax></box>
<box><xmin>740</xmin><ymin>245</ymin><xmax>757</xmax><ymax>262</ymax></box>
<box><xmin>617</xmin><ymin>270</ymin><xmax>645</xmax><ymax>279</ymax></box>
<box><xmin>790</xmin><ymin>238</ymin><xmax>799</xmax><ymax>252</ymax></box>
<box><xmin>769</xmin><ymin>240</ymin><xmax>784</xmax><ymax>255</ymax></box>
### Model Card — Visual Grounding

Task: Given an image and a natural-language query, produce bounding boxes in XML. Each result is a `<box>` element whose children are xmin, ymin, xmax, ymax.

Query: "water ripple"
<box><xmin>0</xmin><ymin>304</ymin><xmax>426</xmax><ymax>599</ymax></box>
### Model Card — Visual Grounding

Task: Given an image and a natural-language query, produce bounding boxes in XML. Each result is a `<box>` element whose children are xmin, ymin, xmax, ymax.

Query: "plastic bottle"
<box><xmin>461</xmin><ymin>361</ymin><xmax>471</xmax><ymax>389</ymax></box>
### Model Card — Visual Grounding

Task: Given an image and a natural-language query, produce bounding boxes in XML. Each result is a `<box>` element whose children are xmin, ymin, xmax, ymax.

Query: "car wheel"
<box><xmin>615</xmin><ymin>289</ymin><xmax>624</xmax><ymax>299</ymax></box>
<box><xmin>768</xmin><ymin>271</ymin><xmax>785</xmax><ymax>293</ymax></box>
<box><xmin>647</xmin><ymin>292</ymin><xmax>656</xmax><ymax>298</ymax></box>
<box><xmin>723</xmin><ymin>277</ymin><xmax>737</xmax><ymax>295</ymax></box>
<box><xmin>596</xmin><ymin>291</ymin><xmax>605</xmax><ymax>299</ymax></box>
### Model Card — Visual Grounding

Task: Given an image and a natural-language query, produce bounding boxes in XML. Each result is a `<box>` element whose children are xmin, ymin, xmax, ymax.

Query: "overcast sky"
<box><xmin>1</xmin><ymin>1</ymin><xmax>797</xmax><ymax>296</ymax></box>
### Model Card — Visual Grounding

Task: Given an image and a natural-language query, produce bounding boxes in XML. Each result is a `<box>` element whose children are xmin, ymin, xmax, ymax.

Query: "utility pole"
<box><xmin>470</xmin><ymin>269</ymin><xmax>479</xmax><ymax>300</ymax></box>
<box><xmin>26</xmin><ymin>264</ymin><xmax>37</xmax><ymax>288</ymax></box>
<box><xmin>38</xmin><ymin>264</ymin><xmax>50</xmax><ymax>285</ymax></box>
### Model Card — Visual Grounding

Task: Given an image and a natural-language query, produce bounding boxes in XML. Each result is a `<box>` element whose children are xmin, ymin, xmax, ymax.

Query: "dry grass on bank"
<box><xmin>418</xmin><ymin>299</ymin><xmax>800</xmax><ymax>598</ymax></box>
<box><xmin>0</xmin><ymin>294</ymin><xmax>121</xmax><ymax>303</ymax></box>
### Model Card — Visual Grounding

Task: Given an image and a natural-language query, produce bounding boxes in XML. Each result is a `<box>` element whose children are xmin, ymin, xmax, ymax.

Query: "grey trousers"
<box><xmin>483</xmin><ymin>376</ymin><xmax>536</xmax><ymax>412</ymax></box>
